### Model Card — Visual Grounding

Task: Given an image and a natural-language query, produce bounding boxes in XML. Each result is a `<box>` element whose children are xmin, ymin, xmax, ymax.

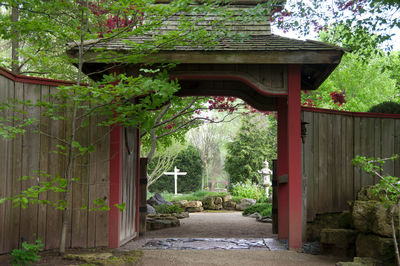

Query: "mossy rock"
<box><xmin>356</xmin><ymin>234</ymin><xmax>395</xmax><ymax>264</ymax></box>
<box><xmin>65</xmin><ymin>250</ymin><xmax>142</xmax><ymax>266</ymax></box>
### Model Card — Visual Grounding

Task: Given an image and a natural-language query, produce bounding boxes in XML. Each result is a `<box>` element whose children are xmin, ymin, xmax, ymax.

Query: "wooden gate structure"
<box><xmin>67</xmin><ymin>0</ymin><xmax>345</xmax><ymax>250</ymax></box>
<box><xmin>4</xmin><ymin>0</ymin><xmax>398</xmax><ymax>253</ymax></box>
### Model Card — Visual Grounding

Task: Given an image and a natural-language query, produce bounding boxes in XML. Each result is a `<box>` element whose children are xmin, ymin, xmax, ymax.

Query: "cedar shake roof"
<box><xmin>89</xmin><ymin>34</ymin><xmax>343</xmax><ymax>52</ymax></box>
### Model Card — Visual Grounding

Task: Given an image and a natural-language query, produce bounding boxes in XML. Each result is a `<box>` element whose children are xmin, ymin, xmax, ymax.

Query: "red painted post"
<box><xmin>108</xmin><ymin>125</ymin><xmax>122</xmax><ymax>248</ymax></box>
<box><xmin>287</xmin><ymin>64</ymin><xmax>302</xmax><ymax>250</ymax></box>
<box><xmin>277</xmin><ymin>97</ymin><xmax>289</xmax><ymax>240</ymax></box>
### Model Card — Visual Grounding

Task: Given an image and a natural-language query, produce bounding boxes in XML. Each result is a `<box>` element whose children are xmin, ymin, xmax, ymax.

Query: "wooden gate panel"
<box><xmin>120</xmin><ymin>126</ymin><xmax>138</xmax><ymax>244</ymax></box>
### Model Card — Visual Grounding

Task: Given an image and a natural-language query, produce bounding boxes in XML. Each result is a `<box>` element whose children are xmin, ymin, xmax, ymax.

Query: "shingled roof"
<box><xmin>89</xmin><ymin>34</ymin><xmax>343</xmax><ymax>52</ymax></box>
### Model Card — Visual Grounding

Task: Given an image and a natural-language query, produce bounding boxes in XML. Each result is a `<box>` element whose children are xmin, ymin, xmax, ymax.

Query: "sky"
<box><xmin>275</xmin><ymin>0</ymin><xmax>400</xmax><ymax>52</ymax></box>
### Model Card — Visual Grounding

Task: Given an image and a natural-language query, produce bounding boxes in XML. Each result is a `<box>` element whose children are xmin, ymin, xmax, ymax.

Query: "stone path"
<box><xmin>142</xmin><ymin>238</ymin><xmax>287</xmax><ymax>250</ymax></box>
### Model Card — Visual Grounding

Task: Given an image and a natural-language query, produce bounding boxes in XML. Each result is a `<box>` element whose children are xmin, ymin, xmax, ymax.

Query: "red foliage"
<box><xmin>330</xmin><ymin>91</ymin><xmax>346</xmax><ymax>106</ymax></box>
<box><xmin>87</xmin><ymin>1</ymin><xmax>143</xmax><ymax>37</ymax></box>
<box><xmin>302</xmin><ymin>98</ymin><xmax>316</xmax><ymax>107</ymax></box>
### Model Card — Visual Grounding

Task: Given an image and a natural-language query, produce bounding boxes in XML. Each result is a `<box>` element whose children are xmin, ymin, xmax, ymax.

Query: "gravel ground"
<box><xmin>138</xmin><ymin>250</ymin><xmax>339</xmax><ymax>266</ymax></box>
<box><xmin>122</xmin><ymin>212</ymin><xmax>343</xmax><ymax>266</ymax></box>
<box><xmin>145</xmin><ymin>212</ymin><xmax>275</xmax><ymax>238</ymax></box>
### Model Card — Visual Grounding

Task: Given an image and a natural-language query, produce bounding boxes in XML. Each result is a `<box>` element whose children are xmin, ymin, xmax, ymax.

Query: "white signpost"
<box><xmin>164</xmin><ymin>166</ymin><xmax>187</xmax><ymax>195</ymax></box>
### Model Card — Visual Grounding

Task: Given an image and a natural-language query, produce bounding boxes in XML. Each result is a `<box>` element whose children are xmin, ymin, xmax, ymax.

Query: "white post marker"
<box><xmin>163</xmin><ymin>166</ymin><xmax>187</xmax><ymax>195</ymax></box>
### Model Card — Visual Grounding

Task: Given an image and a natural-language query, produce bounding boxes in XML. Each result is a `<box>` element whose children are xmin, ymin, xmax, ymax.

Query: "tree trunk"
<box><xmin>390</xmin><ymin>206</ymin><xmax>400</xmax><ymax>266</ymax></box>
<box><xmin>11</xmin><ymin>5</ymin><xmax>19</xmax><ymax>73</ymax></box>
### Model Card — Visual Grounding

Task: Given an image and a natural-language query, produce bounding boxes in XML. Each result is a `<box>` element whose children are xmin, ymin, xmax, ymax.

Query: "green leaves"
<box><xmin>353</xmin><ymin>154</ymin><xmax>400</xmax><ymax>206</ymax></box>
<box><xmin>225</xmin><ymin>114</ymin><xmax>277</xmax><ymax>186</ymax></box>
<box><xmin>0</xmin><ymin>172</ymin><xmax>73</xmax><ymax>209</ymax></box>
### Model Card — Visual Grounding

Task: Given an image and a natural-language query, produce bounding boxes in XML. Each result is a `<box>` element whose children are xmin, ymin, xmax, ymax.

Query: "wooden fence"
<box><xmin>0</xmin><ymin>68</ymin><xmax>138</xmax><ymax>254</ymax></box>
<box><xmin>301</xmin><ymin>107</ymin><xmax>400</xmax><ymax>221</ymax></box>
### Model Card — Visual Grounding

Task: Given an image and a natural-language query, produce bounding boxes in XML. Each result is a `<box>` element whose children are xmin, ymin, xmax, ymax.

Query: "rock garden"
<box><xmin>145</xmin><ymin>189</ymin><xmax>272</xmax><ymax>231</ymax></box>
<box><xmin>306</xmin><ymin>186</ymin><xmax>398</xmax><ymax>265</ymax></box>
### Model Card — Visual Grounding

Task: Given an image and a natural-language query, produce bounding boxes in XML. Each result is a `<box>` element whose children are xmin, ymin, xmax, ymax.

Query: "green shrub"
<box><xmin>242</xmin><ymin>203</ymin><xmax>272</xmax><ymax>216</ymax></box>
<box><xmin>154</xmin><ymin>204</ymin><xmax>184</xmax><ymax>214</ymax></box>
<box><xmin>10</xmin><ymin>239</ymin><xmax>43</xmax><ymax>266</ymax></box>
<box><xmin>231</xmin><ymin>180</ymin><xmax>264</xmax><ymax>200</ymax></box>
<box><xmin>149</xmin><ymin>190</ymin><xmax>229</xmax><ymax>202</ymax></box>
<box><xmin>368</xmin><ymin>101</ymin><xmax>400</xmax><ymax>114</ymax></box>
<box><xmin>149</xmin><ymin>145</ymin><xmax>203</xmax><ymax>193</ymax></box>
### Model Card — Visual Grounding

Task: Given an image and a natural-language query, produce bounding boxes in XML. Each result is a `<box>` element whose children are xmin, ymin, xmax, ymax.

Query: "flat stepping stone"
<box><xmin>141</xmin><ymin>238</ymin><xmax>287</xmax><ymax>251</ymax></box>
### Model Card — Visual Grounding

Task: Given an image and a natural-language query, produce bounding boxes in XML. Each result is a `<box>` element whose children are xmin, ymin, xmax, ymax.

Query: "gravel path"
<box><xmin>138</xmin><ymin>250</ymin><xmax>339</xmax><ymax>266</ymax></box>
<box><xmin>145</xmin><ymin>212</ymin><xmax>275</xmax><ymax>238</ymax></box>
<box><xmin>122</xmin><ymin>212</ymin><xmax>342</xmax><ymax>265</ymax></box>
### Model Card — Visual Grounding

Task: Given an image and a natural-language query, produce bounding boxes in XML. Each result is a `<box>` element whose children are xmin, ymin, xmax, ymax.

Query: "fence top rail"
<box><xmin>302</xmin><ymin>106</ymin><xmax>400</xmax><ymax>119</ymax></box>
<box><xmin>0</xmin><ymin>66</ymin><xmax>76</xmax><ymax>87</ymax></box>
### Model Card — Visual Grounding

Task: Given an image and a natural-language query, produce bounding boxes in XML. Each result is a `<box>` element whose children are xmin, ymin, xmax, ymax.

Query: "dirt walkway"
<box><xmin>138</xmin><ymin>250</ymin><xmax>339</xmax><ymax>266</ymax></box>
<box><xmin>146</xmin><ymin>211</ymin><xmax>275</xmax><ymax>238</ymax></box>
<box><xmin>122</xmin><ymin>212</ymin><xmax>343</xmax><ymax>265</ymax></box>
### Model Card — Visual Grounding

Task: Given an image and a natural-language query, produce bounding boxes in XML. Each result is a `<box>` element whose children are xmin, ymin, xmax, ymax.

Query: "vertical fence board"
<box><xmin>95</xmin><ymin>123</ymin><xmax>110</xmax><ymax>247</ymax></box>
<box><xmin>303</xmin><ymin>111</ymin><xmax>314</xmax><ymax>221</ymax></box>
<box><xmin>327</xmin><ymin>114</ymin><xmax>334</xmax><ymax>213</ymax></box>
<box><xmin>87</xmin><ymin>114</ymin><xmax>98</xmax><ymax>247</ymax></box>
<box><xmin>19</xmin><ymin>83</ymin><xmax>41</xmax><ymax>244</ymax></box>
<box><xmin>45</xmin><ymin>87</ymin><xmax>64</xmax><ymax>250</ymax></box>
<box><xmin>3</xmin><ymin>78</ymin><xmax>15</xmax><ymax>252</ymax></box>
<box><xmin>71</xmin><ymin>109</ymin><xmax>90</xmax><ymax>247</ymax></box>
<box><xmin>345</xmin><ymin>116</ymin><xmax>355</xmax><ymax>201</ymax></box>
<box><xmin>374</xmin><ymin>118</ymin><xmax>382</xmax><ymax>182</ymax></box>
<box><xmin>318</xmin><ymin>113</ymin><xmax>329</xmax><ymax>214</ymax></box>
<box><xmin>395</xmin><ymin>120</ymin><xmax>400</xmax><ymax>178</ymax></box>
<box><xmin>353</xmin><ymin>117</ymin><xmax>361</xmax><ymax>195</ymax></box>
<box><xmin>360</xmin><ymin>118</ymin><xmax>373</xmax><ymax>187</ymax></box>
<box><xmin>312</xmin><ymin>112</ymin><xmax>320</xmax><ymax>219</ymax></box>
<box><xmin>382</xmin><ymin>119</ymin><xmax>395</xmax><ymax>175</ymax></box>
<box><xmin>0</xmin><ymin>76</ymin><xmax>9</xmax><ymax>253</ymax></box>
<box><xmin>332</xmin><ymin>114</ymin><xmax>342</xmax><ymax>212</ymax></box>
<box><xmin>37</xmin><ymin>85</ymin><xmax>50</xmax><ymax>247</ymax></box>
<box><xmin>9</xmin><ymin>82</ymin><xmax>24</xmax><ymax>250</ymax></box>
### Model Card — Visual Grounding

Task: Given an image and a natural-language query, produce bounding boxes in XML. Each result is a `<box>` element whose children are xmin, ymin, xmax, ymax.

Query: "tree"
<box><xmin>301</xmin><ymin>25</ymin><xmax>400</xmax><ymax>111</ymax></box>
<box><xmin>275</xmin><ymin>0</ymin><xmax>400</xmax><ymax>49</ymax></box>
<box><xmin>149</xmin><ymin>145</ymin><xmax>203</xmax><ymax>193</ymax></box>
<box><xmin>225</xmin><ymin>114</ymin><xmax>277</xmax><ymax>186</ymax></box>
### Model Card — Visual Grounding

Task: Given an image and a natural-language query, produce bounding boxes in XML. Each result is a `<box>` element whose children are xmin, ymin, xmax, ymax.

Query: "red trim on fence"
<box><xmin>135</xmin><ymin>128</ymin><xmax>140</xmax><ymax>237</ymax></box>
<box><xmin>302</xmin><ymin>106</ymin><xmax>400</xmax><ymax>119</ymax></box>
<box><xmin>0</xmin><ymin>66</ymin><xmax>76</xmax><ymax>86</ymax></box>
<box><xmin>287</xmin><ymin>65</ymin><xmax>302</xmax><ymax>251</ymax></box>
<box><xmin>109</xmin><ymin>125</ymin><xmax>122</xmax><ymax>248</ymax></box>
<box><xmin>172</xmin><ymin>74</ymin><xmax>288</xmax><ymax>96</ymax></box>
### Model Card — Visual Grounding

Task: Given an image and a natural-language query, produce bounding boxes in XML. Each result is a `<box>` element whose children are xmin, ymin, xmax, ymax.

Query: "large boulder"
<box><xmin>202</xmin><ymin>196</ymin><xmax>223</xmax><ymax>210</ymax></box>
<box><xmin>306</xmin><ymin>211</ymin><xmax>353</xmax><ymax>242</ymax></box>
<box><xmin>356</xmin><ymin>186</ymin><xmax>382</xmax><ymax>201</ymax></box>
<box><xmin>320</xmin><ymin>229</ymin><xmax>357</xmax><ymax>257</ymax></box>
<box><xmin>147</xmin><ymin>204</ymin><xmax>157</xmax><ymax>214</ymax></box>
<box><xmin>235</xmin><ymin>198</ymin><xmax>256</xmax><ymax>211</ymax></box>
<box><xmin>356</xmin><ymin>234</ymin><xmax>395</xmax><ymax>264</ymax></box>
<box><xmin>352</xmin><ymin>200</ymin><xmax>396</xmax><ymax>237</ymax></box>
<box><xmin>222</xmin><ymin>195</ymin><xmax>232</xmax><ymax>202</ymax></box>
<box><xmin>222</xmin><ymin>200</ymin><xmax>236</xmax><ymax>210</ymax></box>
<box><xmin>174</xmin><ymin>200</ymin><xmax>188</xmax><ymax>208</ymax></box>
<box><xmin>185</xmin><ymin>201</ymin><xmax>203</xmax><ymax>212</ymax></box>
<box><xmin>146</xmin><ymin>215</ymin><xmax>180</xmax><ymax>230</ymax></box>
<box><xmin>336</xmin><ymin>257</ymin><xmax>381</xmax><ymax>266</ymax></box>
<box><xmin>147</xmin><ymin>193</ymin><xmax>172</xmax><ymax>206</ymax></box>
